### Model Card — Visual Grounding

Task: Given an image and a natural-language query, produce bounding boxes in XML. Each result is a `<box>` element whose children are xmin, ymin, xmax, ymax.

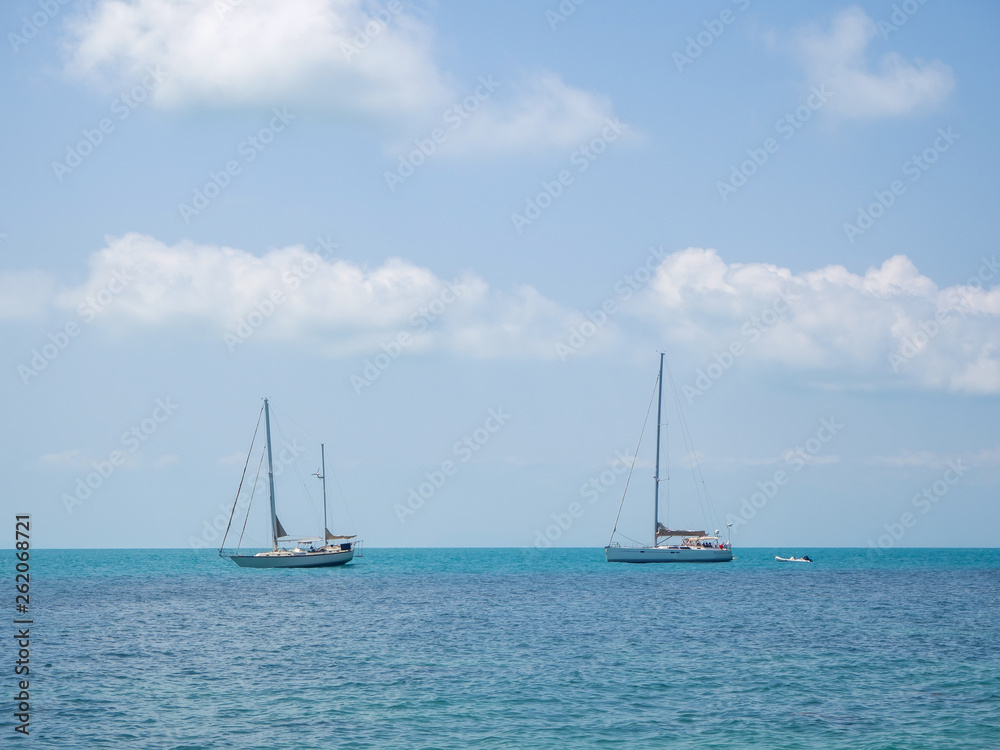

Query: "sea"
<box><xmin>4</xmin><ymin>547</ymin><xmax>998</xmax><ymax>749</ymax></box>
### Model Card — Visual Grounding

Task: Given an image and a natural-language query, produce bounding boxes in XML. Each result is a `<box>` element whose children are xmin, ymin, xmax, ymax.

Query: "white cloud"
<box><xmin>50</xmin><ymin>232</ymin><xmax>584</xmax><ymax>359</ymax></box>
<box><xmin>65</xmin><ymin>0</ymin><xmax>617</xmax><ymax>152</ymax></box>
<box><xmin>795</xmin><ymin>6</ymin><xmax>954</xmax><ymax>119</ymax></box>
<box><xmin>8</xmin><ymin>240</ymin><xmax>1000</xmax><ymax>394</ymax></box>
<box><xmin>67</xmin><ymin>0</ymin><xmax>450</xmax><ymax>117</ymax></box>
<box><xmin>870</xmin><ymin>447</ymin><xmax>1000</xmax><ymax>469</ymax></box>
<box><xmin>0</xmin><ymin>270</ymin><xmax>55</xmax><ymax>320</ymax></box>
<box><xmin>870</xmin><ymin>450</ymin><xmax>941</xmax><ymax>467</ymax></box>
<box><xmin>447</xmin><ymin>72</ymin><xmax>616</xmax><ymax>155</ymax></box>
<box><xmin>39</xmin><ymin>448</ymin><xmax>90</xmax><ymax>471</ymax></box>
<box><xmin>716</xmin><ymin>453</ymin><xmax>841</xmax><ymax>469</ymax></box>
<box><xmin>635</xmin><ymin>248</ymin><xmax>1000</xmax><ymax>394</ymax></box>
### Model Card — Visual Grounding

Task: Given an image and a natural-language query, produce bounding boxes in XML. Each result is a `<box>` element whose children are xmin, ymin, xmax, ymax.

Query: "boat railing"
<box><xmin>217</xmin><ymin>547</ymin><xmax>269</xmax><ymax>558</ymax></box>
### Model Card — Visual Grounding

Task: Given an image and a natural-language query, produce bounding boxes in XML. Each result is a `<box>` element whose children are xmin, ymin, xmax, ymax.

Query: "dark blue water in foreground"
<box><xmin>4</xmin><ymin>548</ymin><xmax>999</xmax><ymax>749</ymax></box>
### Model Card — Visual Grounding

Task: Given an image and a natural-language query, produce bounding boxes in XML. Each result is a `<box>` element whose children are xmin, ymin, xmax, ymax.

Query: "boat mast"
<box><xmin>264</xmin><ymin>398</ymin><xmax>279</xmax><ymax>552</ymax></box>
<box><xmin>319</xmin><ymin>443</ymin><xmax>328</xmax><ymax>549</ymax></box>
<box><xmin>653</xmin><ymin>352</ymin><xmax>664</xmax><ymax>547</ymax></box>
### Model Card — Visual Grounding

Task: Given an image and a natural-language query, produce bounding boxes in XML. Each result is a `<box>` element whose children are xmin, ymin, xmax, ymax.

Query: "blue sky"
<box><xmin>2</xmin><ymin>0</ymin><xmax>998</xmax><ymax>549</ymax></box>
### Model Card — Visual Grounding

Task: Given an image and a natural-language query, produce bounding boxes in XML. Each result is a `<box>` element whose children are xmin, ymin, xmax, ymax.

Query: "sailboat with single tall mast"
<box><xmin>606</xmin><ymin>353</ymin><xmax>733</xmax><ymax>563</ymax></box>
<box><xmin>220</xmin><ymin>399</ymin><xmax>359</xmax><ymax>568</ymax></box>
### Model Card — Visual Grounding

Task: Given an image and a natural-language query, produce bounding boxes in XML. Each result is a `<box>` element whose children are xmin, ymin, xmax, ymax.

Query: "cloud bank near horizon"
<box><xmin>4</xmin><ymin>236</ymin><xmax>998</xmax><ymax>394</ymax></box>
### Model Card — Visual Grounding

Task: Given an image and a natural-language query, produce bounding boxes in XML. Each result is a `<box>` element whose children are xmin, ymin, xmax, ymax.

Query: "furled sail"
<box><xmin>656</xmin><ymin>522</ymin><xmax>706</xmax><ymax>537</ymax></box>
<box><xmin>326</xmin><ymin>528</ymin><xmax>356</xmax><ymax>540</ymax></box>
<box><xmin>276</xmin><ymin>516</ymin><xmax>289</xmax><ymax>539</ymax></box>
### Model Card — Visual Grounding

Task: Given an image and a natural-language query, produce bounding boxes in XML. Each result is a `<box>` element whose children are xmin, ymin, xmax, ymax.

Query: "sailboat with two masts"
<box><xmin>605</xmin><ymin>353</ymin><xmax>733</xmax><ymax>563</ymax></box>
<box><xmin>219</xmin><ymin>398</ymin><xmax>359</xmax><ymax>568</ymax></box>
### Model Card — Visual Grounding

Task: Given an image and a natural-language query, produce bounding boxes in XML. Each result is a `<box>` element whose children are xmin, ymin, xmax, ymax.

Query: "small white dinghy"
<box><xmin>776</xmin><ymin>555</ymin><xmax>813</xmax><ymax>563</ymax></box>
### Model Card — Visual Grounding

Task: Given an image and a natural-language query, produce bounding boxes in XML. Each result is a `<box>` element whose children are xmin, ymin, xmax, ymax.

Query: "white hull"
<box><xmin>605</xmin><ymin>545</ymin><xmax>733</xmax><ymax>563</ymax></box>
<box><xmin>228</xmin><ymin>548</ymin><xmax>354</xmax><ymax>568</ymax></box>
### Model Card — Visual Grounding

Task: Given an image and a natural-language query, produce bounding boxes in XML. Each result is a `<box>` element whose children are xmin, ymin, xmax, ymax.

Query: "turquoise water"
<box><xmin>5</xmin><ymin>548</ymin><xmax>999</xmax><ymax>748</ymax></box>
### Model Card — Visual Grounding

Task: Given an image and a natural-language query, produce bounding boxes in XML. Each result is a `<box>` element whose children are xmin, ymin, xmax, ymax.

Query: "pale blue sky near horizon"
<box><xmin>1</xmin><ymin>0</ymin><xmax>998</xmax><ymax>550</ymax></box>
